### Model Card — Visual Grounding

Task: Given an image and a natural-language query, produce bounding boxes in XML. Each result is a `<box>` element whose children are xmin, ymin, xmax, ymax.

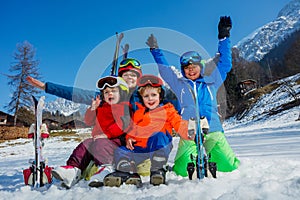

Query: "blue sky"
<box><xmin>0</xmin><ymin>0</ymin><xmax>291</xmax><ymax>113</ymax></box>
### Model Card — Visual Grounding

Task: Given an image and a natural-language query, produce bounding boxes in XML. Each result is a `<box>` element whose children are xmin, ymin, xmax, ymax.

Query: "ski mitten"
<box><xmin>146</xmin><ymin>34</ymin><xmax>159</xmax><ymax>49</ymax></box>
<box><xmin>200</xmin><ymin>116</ymin><xmax>209</xmax><ymax>135</ymax></box>
<box><xmin>218</xmin><ymin>16</ymin><xmax>232</xmax><ymax>39</ymax></box>
<box><xmin>188</xmin><ymin>118</ymin><xmax>196</xmax><ymax>139</ymax></box>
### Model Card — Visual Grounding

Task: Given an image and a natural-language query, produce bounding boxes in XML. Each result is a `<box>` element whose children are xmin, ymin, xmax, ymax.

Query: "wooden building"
<box><xmin>238</xmin><ymin>79</ymin><xmax>258</xmax><ymax>96</ymax></box>
<box><xmin>0</xmin><ymin>111</ymin><xmax>25</xmax><ymax>126</ymax></box>
<box><xmin>61</xmin><ymin>119</ymin><xmax>89</xmax><ymax>130</ymax></box>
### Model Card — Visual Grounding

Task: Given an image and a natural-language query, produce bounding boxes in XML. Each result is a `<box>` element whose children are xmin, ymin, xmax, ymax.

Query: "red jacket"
<box><xmin>85</xmin><ymin>102</ymin><xmax>132</xmax><ymax>139</ymax></box>
<box><xmin>126</xmin><ymin>103</ymin><xmax>190</xmax><ymax>148</ymax></box>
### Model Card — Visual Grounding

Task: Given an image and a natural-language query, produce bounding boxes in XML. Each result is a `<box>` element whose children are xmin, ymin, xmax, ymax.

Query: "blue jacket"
<box><xmin>45</xmin><ymin>82</ymin><xmax>145</xmax><ymax>112</ymax></box>
<box><xmin>45</xmin><ymin>82</ymin><xmax>94</xmax><ymax>105</ymax></box>
<box><xmin>150</xmin><ymin>38</ymin><xmax>232</xmax><ymax>132</ymax></box>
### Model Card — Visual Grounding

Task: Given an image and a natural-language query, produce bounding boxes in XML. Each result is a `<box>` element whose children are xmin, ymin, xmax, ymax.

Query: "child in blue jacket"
<box><xmin>146</xmin><ymin>16</ymin><xmax>240</xmax><ymax>177</ymax></box>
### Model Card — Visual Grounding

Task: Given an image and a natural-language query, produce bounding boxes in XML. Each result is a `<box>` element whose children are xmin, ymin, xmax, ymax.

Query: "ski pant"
<box><xmin>204</xmin><ymin>131</ymin><xmax>240</xmax><ymax>172</ymax></box>
<box><xmin>114</xmin><ymin>132</ymin><xmax>173</xmax><ymax>171</ymax></box>
<box><xmin>173</xmin><ymin>131</ymin><xmax>240</xmax><ymax>176</ymax></box>
<box><xmin>67</xmin><ymin>137</ymin><xmax>121</xmax><ymax>171</ymax></box>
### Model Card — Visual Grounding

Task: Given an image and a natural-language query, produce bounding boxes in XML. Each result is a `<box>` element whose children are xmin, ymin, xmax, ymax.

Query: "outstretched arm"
<box><xmin>26</xmin><ymin>76</ymin><xmax>95</xmax><ymax>105</ymax></box>
<box><xmin>26</xmin><ymin>76</ymin><xmax>46</xmax><ymax>90</ymax></box>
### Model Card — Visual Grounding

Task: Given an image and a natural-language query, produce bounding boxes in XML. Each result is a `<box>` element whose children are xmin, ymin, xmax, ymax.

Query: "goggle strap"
<box><xmin>97</xmin><ymin>77</ymin><xmax>119</xmax><ymax>90</ymax></box>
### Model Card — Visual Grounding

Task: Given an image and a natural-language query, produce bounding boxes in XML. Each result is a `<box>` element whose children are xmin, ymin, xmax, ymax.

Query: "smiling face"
<box><xmin>103</xmin><ymin>87</ymin><xmax>120</xmax><ymax>105</ymax></box>
<box><xmin>140</xmin><ymin>86</ymin><xmax>161</xmax><ymax>110</ymax></box>
<box><xmin>121</xmin><ymin>71</ymin><xmax>138</xmax><ymax>90</ymax></box>
<box><xmin>183</xmin><ymin>64</ymin><xmax>201</xmax><ymax>81</ymax></box>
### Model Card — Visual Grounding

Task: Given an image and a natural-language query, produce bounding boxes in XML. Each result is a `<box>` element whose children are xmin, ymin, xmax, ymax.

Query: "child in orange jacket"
<box><xmin>104</xmin><ymin>75</ymin><xmax>192</xmax><ymax>187</ymax></box>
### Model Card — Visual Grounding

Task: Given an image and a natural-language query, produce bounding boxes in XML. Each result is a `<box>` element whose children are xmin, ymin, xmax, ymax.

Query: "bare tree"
<box><xmin>5</xmin><ymin>41</ymin><xmax>42</xmax><ymax>126</ymax></box>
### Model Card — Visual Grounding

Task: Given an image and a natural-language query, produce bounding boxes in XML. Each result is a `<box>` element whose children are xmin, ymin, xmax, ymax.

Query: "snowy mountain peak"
<box><xmin>278</xmin><ymin>0</ymin><xmax>300</xmax><ymax>18</ymax></box>
<box><xmin>235</xmin><ymin>0</ymin><xmax>300</xmax><ymax>61</ymax></box>
<box><xmin>44</xmin><ymin>98</ymin><xmax>88</xmax><ymax>116</ymax></box>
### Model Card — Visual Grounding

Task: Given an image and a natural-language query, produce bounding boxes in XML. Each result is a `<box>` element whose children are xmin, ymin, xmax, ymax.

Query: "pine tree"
<box><xmin>5</xmin><ymin>41</ymin><xmax>42</xmax><ymax>126</ymax></box>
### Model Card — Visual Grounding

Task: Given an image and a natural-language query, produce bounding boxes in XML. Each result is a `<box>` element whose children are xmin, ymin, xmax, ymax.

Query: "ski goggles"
<box><xmin>119</xmin><ymin>58</ymin><xmax>141</xmax><ymax>69</ymax></box>
<box><xmin>137</xmin><ymin>75</ymin><xmax>163</xmax><ymax>87</ymax></box>
<box><xmin>180</xmin><ymin>51</ymin><xmax>202</xmax><ymax>67</ymax></box>
<box><xmin>97</xmin><ymin>76</ymin><xmax>128</xmax><ymax>90</ymax></box>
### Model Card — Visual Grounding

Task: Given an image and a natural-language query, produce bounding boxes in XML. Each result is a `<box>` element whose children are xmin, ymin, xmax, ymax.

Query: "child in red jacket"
<box><xmin>51</xmin><ymin>76</ymin><xmax>132</xmax><ymax>189</ymax></box>
<box><xmin>104</xmin><ymin>75</ymin><xmax>193</xmax><ymax>187</ymax></box>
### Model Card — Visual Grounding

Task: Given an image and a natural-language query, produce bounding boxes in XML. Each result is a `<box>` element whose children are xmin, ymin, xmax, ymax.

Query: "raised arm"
<box><xmin>146</xmin><ymin>35</ymin><xmax>197</xmax><ymax>120</ymax></box>
<box><xmin>146</xmin><ymin>34</ymin><xmax>183</xmax><ymax>101</ymax></box>
<box><xmin>208</xmin><ymin>16</ymin><xmax>232</xmax><ymax>89</ymax></box>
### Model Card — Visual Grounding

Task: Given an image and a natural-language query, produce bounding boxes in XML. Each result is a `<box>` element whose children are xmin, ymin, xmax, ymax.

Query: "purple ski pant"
<box><xmin>66</xmin><ymin>137</ymin><xmax>121</xmax><ymax>171</ymax></box>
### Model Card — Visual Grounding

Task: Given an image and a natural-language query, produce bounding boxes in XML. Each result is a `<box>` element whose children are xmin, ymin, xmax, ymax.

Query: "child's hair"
<box><xmin>136</xmin><ymin>74</ymin><xmax>165</xmax><ymax>105</ymax></box>
<box><xmin>138</xmin><ymin>85</ymin><xmax>162</xmax><ymax>97</ymax></box>
<box><xmin>138</xmin><ymin>85</ymin><xmax>164</xmax><ymax>104</ymax></box>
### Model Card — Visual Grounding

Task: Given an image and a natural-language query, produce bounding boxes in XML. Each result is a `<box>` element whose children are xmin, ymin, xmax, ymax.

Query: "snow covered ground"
<box><xmin>0</xmin><ymin>105</ymin><xmax>299</xmax><ymax>200</ymax></box>
<box><xmin>1</xmin><ymin>73</ymin><xmax>300</xmax><ymax>199</ymax></box>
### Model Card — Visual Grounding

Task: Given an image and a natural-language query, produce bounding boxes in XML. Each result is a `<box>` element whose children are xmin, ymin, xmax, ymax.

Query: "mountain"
<box><xmin>235</xmin><ymin>0</ymin><xmax>300</xmax><ymax>61</ymax></box>
<box><xmin>43</xmin><ymin>1</ymin><xmax>300</xmax><ymax>118</ymax></box>
<box><xmin>234</xmin><ymin>73</ymin><xmax>300</xmax><ymax>122</ymax></box>
<box><xmin>44</xmin><ymin>98</ymin><xmax>88</xmax><ymax>116</ymax></box>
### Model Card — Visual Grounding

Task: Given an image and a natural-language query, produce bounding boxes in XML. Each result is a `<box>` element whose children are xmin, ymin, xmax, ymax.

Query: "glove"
<box><xmin>200</xmin><ymin>116</ymin><xmax>209</xmax><ymax>135</ymax></box>
<box><xmin>91</xmin><ymin>95</ymin><xmax>101</xmax><ymax>110</ymax></box>
<box><xmin>218</xmin><ymin>16</ymin><xmax>232</xmax><ymax>39</ymax></box>
<box><xmin>188</xmin><ymin>118</ymin><xmax>196</xmax><ymax>139</ymax></box>
<box><xmin>146</xmin><ymin>34</ymin><xmax>159</xmax><ymax>49</ymax></box>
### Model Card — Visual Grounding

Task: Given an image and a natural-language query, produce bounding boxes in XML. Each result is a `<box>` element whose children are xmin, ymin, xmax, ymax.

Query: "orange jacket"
<box><xmin>126</xmin><ymin>103</ymin><xmax>190</xmax><ymax>148</ymax></box>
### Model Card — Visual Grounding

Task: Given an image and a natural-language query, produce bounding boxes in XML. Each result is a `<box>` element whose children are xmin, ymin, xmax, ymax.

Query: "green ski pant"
<box><xmin>173</xmin><ymin>131</ymin><xmax>240</xmax><ymax>177</ymax></box>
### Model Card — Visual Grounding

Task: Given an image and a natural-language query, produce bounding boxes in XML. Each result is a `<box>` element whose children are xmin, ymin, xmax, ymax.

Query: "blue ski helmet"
<box><xmin>180</xmin><ymin>51</ymin><xmax>205</xmax><ymax>77</ymax></box>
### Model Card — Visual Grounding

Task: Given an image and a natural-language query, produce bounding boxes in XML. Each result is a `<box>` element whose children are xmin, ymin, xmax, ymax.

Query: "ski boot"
<box><xmin>103</xmin><ymin>171</ymin><xmax>142</xmax><ymax>187</ymax></box>
<box><xmin>51</xmin><ymin>166</ymin><xmax>81</xmax><ymax>189</ymax></box>
<box><xmin>206</xmin><ymin>162</ymin><xmax>217</xmax><ymax>178</ymax></box>
<box><xmin>150</xmin><ymin>168</ymin><xmax>166</xmax><ymax>186</ymax></box>
<box><xmin>204</xmin><ymin>154</ymin><xmax>217</xmax><ymax>178</ymax></box>
<box><xmin>187</xmin><ymin>162</ymin><xmax>197</xmax><ymax>180</ymax></box>
<box><xmin>150</xmin><ymin>156</ymin><xmax>167</xmax><ymax>186</ymax></box>
<box><xmin>88</xmin><ymin>164</ymin><xmax>115</xmax><ymax>188</ymax></box>
<box><xmin>103</xmin><ymin>159</ymin><xmax>142</xmax><ymax>187</ymax></box>
<box><xmin>23</xmin><ymin>161</ymin><xmax>52</xmax><ymax>186</ymax></box>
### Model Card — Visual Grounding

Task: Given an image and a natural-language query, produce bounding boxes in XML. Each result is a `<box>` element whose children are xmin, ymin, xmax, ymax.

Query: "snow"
<box><xmin>1</xmin><ymin>111</ymin><xmax>299</xmax><ymax>199</ymax></box>
<box><xmin>1</xmin><ymin>73</ymin><xmax>300</xmax><ymax>199</ymax></box>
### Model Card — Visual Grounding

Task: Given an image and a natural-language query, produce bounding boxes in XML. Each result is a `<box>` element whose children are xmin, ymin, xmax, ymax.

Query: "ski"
<box><xmin>187</xmin><ymin>85</ymin><xmax>217</xmax><ymax>180</ymax></box>
<box><xmin>32</xmin><ymin>95</ymin><xmax>44</xmax><ymax>187</ymax></box>
<box><xmin>111</xmin><ymin>32</ymin><xmax>124</xmax><ymax>76</ymax></box>
<box><xmin>188</xmin><ymin>85</ymin><xmax>206</xmax><ymax>180</ymax></box>
<box><xmin>23</xmin><ymin>96</ymin><xmax>52</xmax><ymax>188</ymax></box>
